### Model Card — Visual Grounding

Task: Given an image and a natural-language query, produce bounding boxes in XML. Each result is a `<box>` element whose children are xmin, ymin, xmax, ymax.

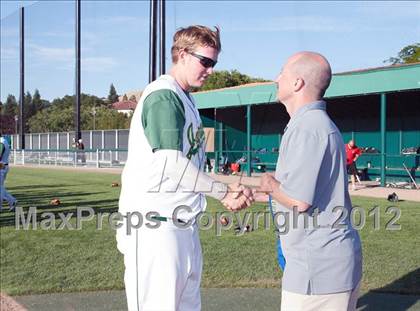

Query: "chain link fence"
<box><xmin>10</xmin><ymin>129</ymin><xmax>129</xmax><ymax>151</ymax></box>
<box><xmin>10</xmin><ymin>149</ymin><xmax>127</xmax><ymax>168</ymax></box>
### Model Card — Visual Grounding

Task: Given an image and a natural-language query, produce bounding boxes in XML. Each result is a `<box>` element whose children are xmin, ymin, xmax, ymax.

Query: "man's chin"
<box><xmin>193</xmin><ymin>80</ymin><xmax>205</xmax><ymax>88</ymax></box>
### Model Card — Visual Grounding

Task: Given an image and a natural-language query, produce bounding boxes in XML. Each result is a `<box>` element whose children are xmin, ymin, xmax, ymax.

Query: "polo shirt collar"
<box><xmin>284</xmin><ymin>100</ymin><xmax>326</xmax><ymax>133</ymax></box>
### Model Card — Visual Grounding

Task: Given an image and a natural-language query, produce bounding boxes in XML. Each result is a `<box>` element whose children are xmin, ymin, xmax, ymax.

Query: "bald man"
<box><xmin>256</xmin><ymin>52</ymin><xmax>362</xmax><ymax>311</ymax></box>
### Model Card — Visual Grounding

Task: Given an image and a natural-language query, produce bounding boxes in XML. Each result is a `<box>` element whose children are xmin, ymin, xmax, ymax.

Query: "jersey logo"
<box><xmin>186</xmin><ymin>123</ymin><xmax>205</xmax><ymax>160</ymax></box>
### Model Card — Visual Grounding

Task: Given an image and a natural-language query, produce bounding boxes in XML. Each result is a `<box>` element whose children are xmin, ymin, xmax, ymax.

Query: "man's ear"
<box><xmin>293</xmin><ymin>78</ymin><xmax>304</xmax><ymax>92</ymax></box>
<box><xmin>178</xmin><ymin>49</ymin><xmax>188</xmax><ymax>64</ymax></box>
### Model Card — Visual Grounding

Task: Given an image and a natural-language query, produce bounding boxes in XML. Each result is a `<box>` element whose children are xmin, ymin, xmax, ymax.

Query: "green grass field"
<box><xmin>1</xmin><ymin>167</ymin><xmax>419</xmax><ymax>296</ymax></box>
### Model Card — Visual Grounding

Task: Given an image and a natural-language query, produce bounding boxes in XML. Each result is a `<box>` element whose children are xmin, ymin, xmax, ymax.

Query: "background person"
<box><xmin>77</xmin><ymin>138</ymin><xmax>86</xmax><ymax>164</ymax></box>
<box><xmin>0</xmin><ymin>134</ymin><xmax>17</xmax><ymax>212</ymax></box>
<box><xmin>346</xmin><ymin>139</ymin><xmax>362</xmax><ymax>191</ymax></box>
<box><xmin>71</xmin><ymin>137</ymin><xmax>77</xmax><ymax>149</ymax></box>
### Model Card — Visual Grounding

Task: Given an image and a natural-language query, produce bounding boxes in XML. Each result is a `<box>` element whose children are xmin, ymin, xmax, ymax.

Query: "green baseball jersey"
<box><xmin>119</xmin><ymin>75</ymin><xmax>207</xmax><ymax>220</ymax></box>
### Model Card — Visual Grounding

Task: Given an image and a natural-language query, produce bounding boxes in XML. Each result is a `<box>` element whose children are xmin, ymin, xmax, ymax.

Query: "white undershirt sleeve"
<box><xmin>154</xmin><ymin>149</ymin><xmax>228</xmax><ymax>201</ymax></box>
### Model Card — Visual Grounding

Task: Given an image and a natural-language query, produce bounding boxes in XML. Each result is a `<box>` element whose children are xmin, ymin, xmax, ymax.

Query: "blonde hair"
<box><xmin>171</xmin><ymin>25</ymin><xmax>221</xmax><ymax>63</ymax></box>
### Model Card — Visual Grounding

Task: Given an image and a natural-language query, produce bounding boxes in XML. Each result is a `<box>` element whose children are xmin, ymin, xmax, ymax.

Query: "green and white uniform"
<box><xmin>117</xmin><ymin>75</ymin><xmax>226</xmax><ymax>311</ymax></box>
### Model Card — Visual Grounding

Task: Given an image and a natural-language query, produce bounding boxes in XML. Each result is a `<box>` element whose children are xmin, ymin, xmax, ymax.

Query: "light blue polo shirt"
<box><xmin>273</xmin><ymin>100</ymin><xmax>362</xmax><ymax>295</ymax></box>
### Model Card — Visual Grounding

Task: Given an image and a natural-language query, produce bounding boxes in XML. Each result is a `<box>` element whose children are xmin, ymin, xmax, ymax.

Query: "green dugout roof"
<box><xmin>192</xmin><ymin>63</ymin><xmax>420</xmax><ymax>109</ymax></box>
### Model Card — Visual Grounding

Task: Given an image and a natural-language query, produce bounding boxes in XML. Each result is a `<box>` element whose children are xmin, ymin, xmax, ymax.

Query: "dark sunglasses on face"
<box><xmin>189</xmin><ymin>52</ymin><xmax>217</xmax><ymax>68</ymax></box>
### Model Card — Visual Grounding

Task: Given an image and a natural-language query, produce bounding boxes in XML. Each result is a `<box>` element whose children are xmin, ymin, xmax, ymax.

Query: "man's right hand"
<box><xmin>221</xmin><ymin>182</ymin><xmax>253</xmax><ymax>211</ymax></box>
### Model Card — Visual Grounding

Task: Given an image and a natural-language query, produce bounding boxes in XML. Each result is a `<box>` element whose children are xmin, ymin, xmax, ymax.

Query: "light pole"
<box><xmin>14</xmin><ymin>115</ymin><xmax>18</xmax><ymax>134</ymax></box>
<box><xmin>92</xmin><ymin>107</ymin><xmax>96</xmax><ymax>130</ymax></box>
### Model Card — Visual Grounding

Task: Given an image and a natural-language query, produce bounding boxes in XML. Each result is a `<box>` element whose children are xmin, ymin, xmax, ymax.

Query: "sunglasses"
<box><xmin>189</xmin><ymin>52</ymin><xmax>217</xmax><ymax>68</ymax></box>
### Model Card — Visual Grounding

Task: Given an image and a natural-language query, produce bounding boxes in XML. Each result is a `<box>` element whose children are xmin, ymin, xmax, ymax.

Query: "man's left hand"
<box><xmin>258</xmin><ymin>173</ymin><xmax>279</xmax><ymax>194</ymax></box>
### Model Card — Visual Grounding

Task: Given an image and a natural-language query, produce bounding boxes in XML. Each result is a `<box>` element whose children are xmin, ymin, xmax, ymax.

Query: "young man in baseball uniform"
<box><xmin>117</xmin><ymin>25</ymin><xmax>252</xmax><ymax>311</ymax></box>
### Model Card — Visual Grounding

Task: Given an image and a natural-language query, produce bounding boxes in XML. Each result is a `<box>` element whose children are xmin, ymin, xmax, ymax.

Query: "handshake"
<box><xmin>220</xmin><ymin>173</ymin><xmax>277</xmax><ymax>211</ymax></box>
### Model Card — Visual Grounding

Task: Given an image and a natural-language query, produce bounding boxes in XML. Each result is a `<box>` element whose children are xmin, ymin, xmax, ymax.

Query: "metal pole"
<box><xmin>15</xmin><ymin>115</ymin><xmax>18</xmax><ymax>135</ymax></box>
<box><xmin>247</xmin><ymin>105</ymin><xmax>252</xmax><ymax>177</ymax></box>
<box><xmin>217</xmin><ymin>111</ymin><xmax>224</xmax><ymax>174</ymax></box>
<box><xmin>149</xmin><ymin>0</ymin><xmax>158</xmax><ymax>82</ymax></box>
<box><xmin>159</xmin><ymin>0</ymin><xmax>166</xmax><ymax>75</ymax></box>
<box><xmin>214</xmin><ymin>109</ymin><xmax>219</xmax><ymax>173</ymax></box>
<box><xmin>380</xmin><ymin>93</ymin><xmax>386</xmax><ymax>186</ymax></box>
<box><xmin>92</xmin><ymin>107</ymin><xmax>96</xmax><ymax>130</ymax></box>
<box><xmin>75</xmin><ymin>0</ymin><xmax>81</xmax><ymax>141</ymax></box>
<box><xmin>19</xmin><ymin>7</ymin><xmax>25</xmax><ymax>149</ymax></box>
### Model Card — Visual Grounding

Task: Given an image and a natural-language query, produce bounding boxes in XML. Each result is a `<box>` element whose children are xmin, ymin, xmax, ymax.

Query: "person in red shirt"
<box><xmin>346</xmin><ymin>140</ymin><xmax>362</xmax><ymax>190</ymax></box>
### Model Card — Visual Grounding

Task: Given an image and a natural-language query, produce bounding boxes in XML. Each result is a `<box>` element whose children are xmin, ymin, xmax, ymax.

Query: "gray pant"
<box><xmin>1</xmin><ymin>165</ymin><xmax>16</xmax><ymax>209</ymax></box>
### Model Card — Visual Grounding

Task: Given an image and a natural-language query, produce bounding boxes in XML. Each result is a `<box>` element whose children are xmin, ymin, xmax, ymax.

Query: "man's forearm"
<box><xmin>154</xmin><ymin>150</ymin><xmax>228</xmax><ymax>201</ymax></box>
<box><xmin>269</xmin><ymin>179</ymin><xmax>311</xmax><ymax>212</ymax></box>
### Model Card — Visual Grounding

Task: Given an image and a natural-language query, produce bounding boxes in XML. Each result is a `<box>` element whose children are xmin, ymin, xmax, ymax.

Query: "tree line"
<box><xmin>0</xmin><ymin>83</ymin><xmax>129</xmax><ymax>133</ymax></box>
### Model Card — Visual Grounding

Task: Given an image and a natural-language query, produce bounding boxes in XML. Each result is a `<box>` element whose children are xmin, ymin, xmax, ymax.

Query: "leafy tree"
<box><xmin>28</xmin><ymin>93</ymin><xmax>130</xmax><ymax>132</ymax></box>
<box><xmin>122</xmin><ymin>94</ymin><xmax>128</xmax><ymax>101</ymax></box>
<box><xmin>93</xmin><ymin>107</ymin><xmax>129</xmax><ymax>130</ymax></box>
<box><xmin>0</xmin><ymin>114</ymin><xmax>16</xmax><ymax>134</ymax></box>
<box><xmin>3</xmin><ymin>94</ymin><xmax>18</xmax><ymax>116</ymax></box>
<box><xmin>28</xmin><ymin>105</ymin><xmax>74</xmax><ymax>133</ymax></box>
<box><xmin>23</xmin><ymin>91</ymin><xmax>34</xmax><ymax>131</ymax></box>
<box><xmin>50</xmin><ymin>94</ymin><xmax>106</xmax><ymax>110</ymax></box>
<box><xmin>129</xmin><ymin>95</ymin><xmax>137</xmax><ymax>102</ymax></box>
<box><xmin>196</xmin><ymin>70</ymin><xmax>268</xmax><ymax>92</ymax></box>
<box><xmin>384</xmin><ymin>43</ymin><xmax>420</xmax><ymax>64</ymax></box>
<box><xmin>21</xmin><ymin>90</ymin><xmax>50</xmax><ymax>132</ymax></box>
<box><xmin>2</xmin><ymin>95</ymin><xmax>19</xmax><ymax>134</ymax></box>
<box><xmin>32</xmin><ymin>89</ymin><xmax>46</xmax><ymax>112</ymax></box>
<box><xmin>108</xmin><ymin>83</ymin><xmax>119</xmax><ymax>103</ymax></box>
<box><xmin>24</xmin><ymin>91</ymin><xmax>32</xmax><ymax>107</ymax></box>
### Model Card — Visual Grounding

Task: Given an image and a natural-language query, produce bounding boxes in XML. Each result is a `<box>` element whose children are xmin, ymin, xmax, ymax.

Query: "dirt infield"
<box><xmin>0</xmin><ymin>292</ymin><xmax>28</xmax><ymax>311</ymax></box>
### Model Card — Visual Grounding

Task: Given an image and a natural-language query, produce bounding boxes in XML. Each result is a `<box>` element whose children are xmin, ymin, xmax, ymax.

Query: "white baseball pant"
<box><xmin>117</xmin><ymin>219</ymin><xmax>202</xmax><ymax>311</ymax></box>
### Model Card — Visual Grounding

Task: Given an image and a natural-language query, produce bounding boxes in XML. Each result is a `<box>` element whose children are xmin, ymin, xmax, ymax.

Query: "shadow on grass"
<box><xmin>4</xmin><ymin>183</ymin><xmax>118</xmax><ymax>207</ymax></box>
<box><xmin>11</xmin><ymin>187</ymin><xmax>105</xmax><ymax>198</ymax></box>
<box><xmin>0</xmin><ymin>202</ymin><xmax>119</xmax><ymax>227</ymax></box>
<box><xmin>7</xmin><ymin>184</ymin><xmax>91</xmax><ymax>191</ymax></box>
<box><xmin>12</xmin><ymin>190</ymin><xmax>108</xmax><ymax>207</ymax></box>
<box><xmin>357</xmin><ymin>268</ymin><xmax>420</xmax><ymax>310</ymax></box>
